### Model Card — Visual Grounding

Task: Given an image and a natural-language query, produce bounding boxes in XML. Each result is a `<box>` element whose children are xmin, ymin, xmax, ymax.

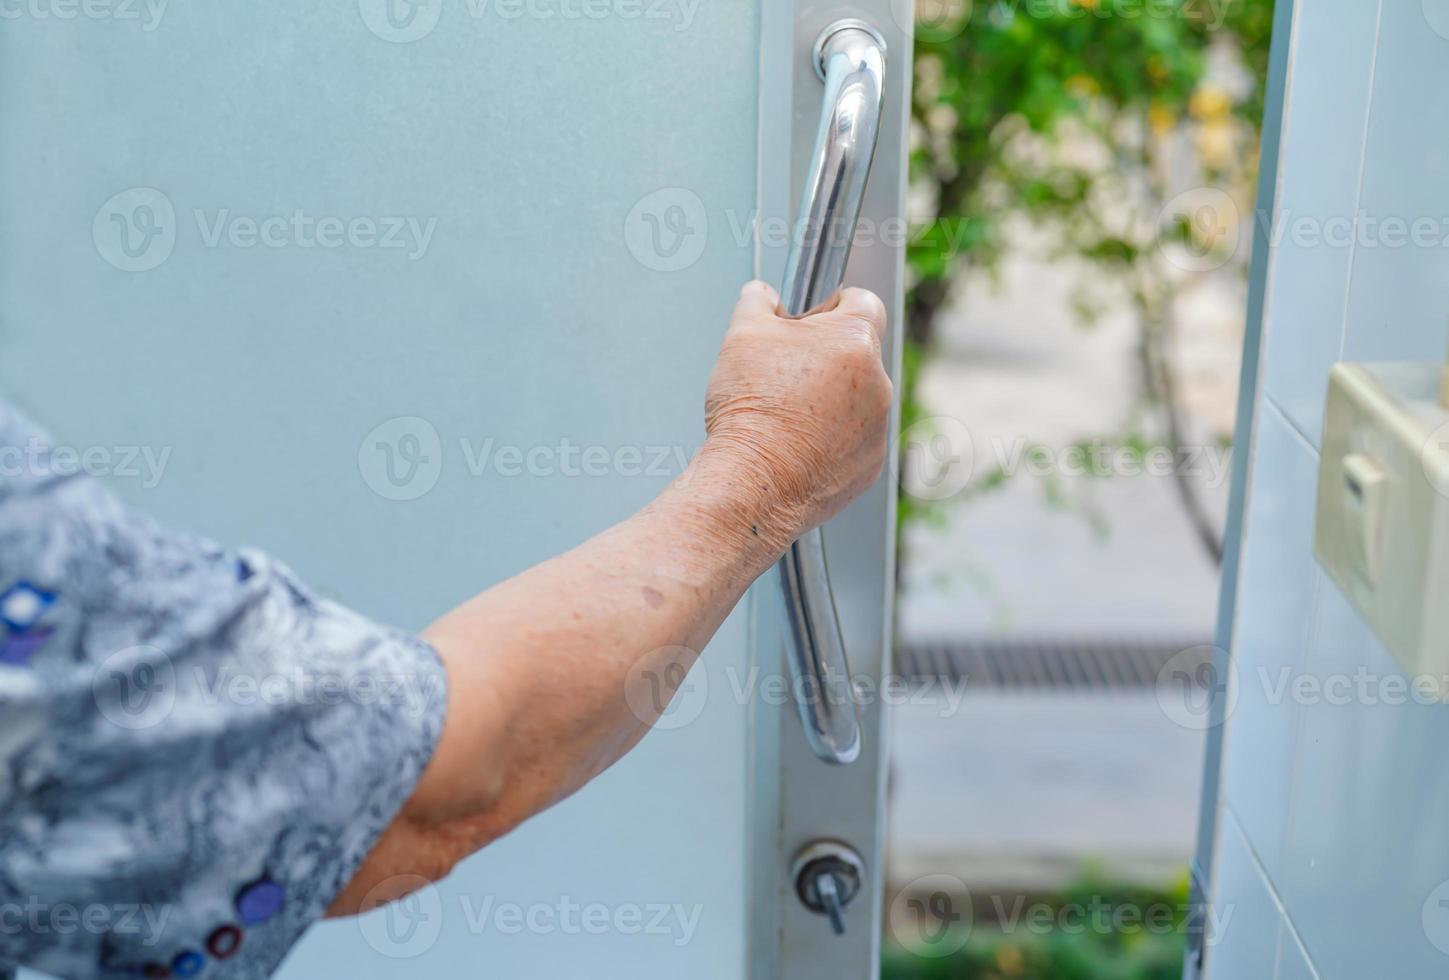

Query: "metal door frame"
<box><xmin>746</xmin><ymin>2</ymin><xmax>912</xmax><ymax>977</ymax></box>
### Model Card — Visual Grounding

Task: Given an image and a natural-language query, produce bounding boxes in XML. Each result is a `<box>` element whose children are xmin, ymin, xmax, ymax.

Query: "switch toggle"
<box><xmin>1340</xmin><ymin>452</ymin><xmax>1387</xmax><ymax>583</ymax></box>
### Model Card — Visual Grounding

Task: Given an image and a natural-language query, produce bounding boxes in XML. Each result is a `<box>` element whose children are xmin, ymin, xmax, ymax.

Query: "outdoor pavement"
<box><xmin>886</xmin><ymin>692</ymin><xmax>1208</xmax><ymax>894</ymax></box>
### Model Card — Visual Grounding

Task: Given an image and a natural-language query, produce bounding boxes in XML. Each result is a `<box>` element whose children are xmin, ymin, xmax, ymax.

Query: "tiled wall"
<box><xmin>1208</xmin><ymin>1</ymin><xmax>1449</xmax><ymax>977</ymax></box>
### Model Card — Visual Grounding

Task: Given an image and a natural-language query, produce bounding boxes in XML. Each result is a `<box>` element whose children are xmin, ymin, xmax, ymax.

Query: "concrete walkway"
<box><xmin>887</xmin><ymin>693</ymin><xmax>1207</xmax><ymax>893</ymax></box>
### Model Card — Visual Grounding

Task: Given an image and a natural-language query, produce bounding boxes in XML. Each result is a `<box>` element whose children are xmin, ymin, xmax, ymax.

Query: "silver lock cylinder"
<box><xmin>792</xmin><ymin>841</ymin><xmax>865</xmax><ymax>936</ymax></box>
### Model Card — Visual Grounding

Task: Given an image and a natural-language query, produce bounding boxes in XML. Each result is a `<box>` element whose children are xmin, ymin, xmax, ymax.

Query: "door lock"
<box><xmin>792</xmin><ymin>841</ymin><xmax>865</xmax><ymax>936</ymax></box>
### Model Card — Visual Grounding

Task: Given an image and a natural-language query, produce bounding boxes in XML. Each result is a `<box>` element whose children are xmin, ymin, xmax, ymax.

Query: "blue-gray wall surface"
<box><xmin>0</xmin><ymin>4</ymin><xmax>765</xmax><ymax>977</ymax></box>
<box><xmin>1208</xmin><ymin>1</ymin><xmax>1449</xmax><ymax>977</ymax></box>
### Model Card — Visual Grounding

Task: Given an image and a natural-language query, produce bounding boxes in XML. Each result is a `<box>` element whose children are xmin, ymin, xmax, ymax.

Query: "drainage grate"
<box><xmin>895</xmin><ymin>637</ymin><xmax>1216</xmax><ymax>692</ymax></box>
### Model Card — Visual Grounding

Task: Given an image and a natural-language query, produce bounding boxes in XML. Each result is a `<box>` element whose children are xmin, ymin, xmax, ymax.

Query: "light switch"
<box><xmin>1340</xmin><ymin>452</ymin><xmax>1387</xmax><ymax>583</ymax></box>
<box><xmin>1314</xmin><ymin>363</ymin><xmax>1449</xmax><ymax>695</ymax></box>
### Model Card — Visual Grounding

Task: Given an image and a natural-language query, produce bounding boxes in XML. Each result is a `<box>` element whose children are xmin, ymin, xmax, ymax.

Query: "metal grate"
<box><xmin>895</xmin><ymin>637</ymin><xmax>1216</xmax><ymax>692</ymax></box>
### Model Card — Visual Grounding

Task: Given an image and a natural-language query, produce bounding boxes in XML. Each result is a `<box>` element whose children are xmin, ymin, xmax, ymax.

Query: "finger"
<box><xmin>833</xmin><ymin>288</ymin><xmax>889</xmax><ymax>344</ymax></box>
<box><xmin>733</xmin><ymin>280</ymin><xmax>780</xmax><ymax>318</ymax></box>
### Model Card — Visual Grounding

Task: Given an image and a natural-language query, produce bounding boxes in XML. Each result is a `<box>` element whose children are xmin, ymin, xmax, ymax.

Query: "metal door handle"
<box><xmin>776</xmin><ymin>19</ymin><xmax>887</xmax><ymax>766</ymax></box>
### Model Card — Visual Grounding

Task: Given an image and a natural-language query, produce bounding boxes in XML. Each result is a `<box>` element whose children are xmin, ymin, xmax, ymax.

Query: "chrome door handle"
<box><xmin>776</xmin><ymin>19</ymin><xmax>887</xmax><ymax>766</ymax></box>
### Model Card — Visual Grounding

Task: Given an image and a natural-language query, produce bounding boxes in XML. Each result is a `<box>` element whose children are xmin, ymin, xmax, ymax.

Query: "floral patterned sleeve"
<box><xmin>0</xmin><ymin>400</ymin><xmax>448</xmax><ymax>980</ymax></box>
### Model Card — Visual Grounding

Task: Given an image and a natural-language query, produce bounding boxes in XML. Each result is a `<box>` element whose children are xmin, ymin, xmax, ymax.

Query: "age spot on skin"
<box><xmin>642</xmin><ymin>587</ymin><xmax>665</xmax><ymax>609</ymax></box>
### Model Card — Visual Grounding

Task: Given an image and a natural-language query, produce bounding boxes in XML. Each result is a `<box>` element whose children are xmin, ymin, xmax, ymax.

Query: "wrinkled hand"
<box><xmin>701</xmin><ymin>281</ymin><xmax>893</xmax><ymax>548</ymax></box>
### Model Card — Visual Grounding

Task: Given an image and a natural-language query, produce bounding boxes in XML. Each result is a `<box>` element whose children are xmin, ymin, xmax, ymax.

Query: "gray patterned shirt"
<box><xmin>0</xmin><ymin>401</ymin><xmax>448</xmax><ymax>980</ymax></box>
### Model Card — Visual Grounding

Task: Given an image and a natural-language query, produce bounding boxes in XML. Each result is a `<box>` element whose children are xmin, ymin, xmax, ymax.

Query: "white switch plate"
<box><xmin>1315</xmin><ymin>363</ymin><xmax>1449</xmax><ymax>696</ymax></box>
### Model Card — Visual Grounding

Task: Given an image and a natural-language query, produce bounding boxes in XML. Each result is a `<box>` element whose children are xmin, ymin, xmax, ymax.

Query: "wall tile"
<box><xmin>1280</xmin><ymin>572</ymin><xmax>1449</xmax><ymax>978</ymax></box>
<box><xmin>1260</xmin><ymin>0</ymin><xmax>1382</xmax><ymax>442</ymax></box>
<box><xmin>1341</xmin><ymin>1</ymin><xmax>1449</xmax><ymax>367</ymax></box>
<box><xmin>1276</xmin><ymin>925</ymin><xmax>1320</xmax><ymax>980</ymax></box>
<box><xmin>1207</xmin><ymin>816</ymin><xmax>1284</xmax><ymax>980</ymax></box>
<box><xmin>1220</xmin><ymin>402</ymin><xmax>1320</xmax><ymax>881</ymax></box>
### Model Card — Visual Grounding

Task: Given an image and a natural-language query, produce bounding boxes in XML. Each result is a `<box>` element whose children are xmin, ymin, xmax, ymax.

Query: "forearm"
<box><xmin>328</xmin><ymin>449</ymin><xmax>796</xmax><ymax>912</ymax></box>
<box><xmin>428</xmin><ymin>446</ymin><xmax>792</xmax><ymax>809</ymax></box>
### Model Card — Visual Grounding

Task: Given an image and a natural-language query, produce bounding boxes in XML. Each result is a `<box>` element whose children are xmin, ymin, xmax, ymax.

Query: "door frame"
<box><xmin>1187</xmin><ymin>0</ymin><xmax>1297</xmax><ymax>975</ymax></box>
<box><xmin>747</xmin><ymin>2</ymin><xmax>913</xmax><ymax>977</ymax></box>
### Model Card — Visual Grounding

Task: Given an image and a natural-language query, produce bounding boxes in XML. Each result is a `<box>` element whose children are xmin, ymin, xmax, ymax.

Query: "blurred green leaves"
<box><xmin>907</xmin><ymin>0</ymin><xmax>1273</xmax><ymax>325</ymax></box>
<box><xmin>897</xmin><ymin>0</ymin><xmax>1275</xmax><ymax>555</ymax></box>
<box><xmin>883</xmin><ymin>876</ymin><xmax>1194</xmax><ymax>980</ymax></box>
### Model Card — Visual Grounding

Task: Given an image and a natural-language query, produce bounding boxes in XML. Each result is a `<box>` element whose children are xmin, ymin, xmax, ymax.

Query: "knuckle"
<box><xmin>836</xmin><ymin>340</ymin><xmax>880</xmax><ymax>374</ymax></box>
<box><xmin>861</xmin><ymin>290</ymin><xmax>888</xmax><ymax>325</ymax></box>
<box><xmin>816</xmin><ymin>306</ymin><xmax>881</xmax><ymax>344</ymax></box>
<box><xmin>870</xmin><ymin>440</ymin><xmax>890</xmax><ymax>472</ymax></box>
<box><xmin>839</xmin><ymin>310</ymin><xmax>883</xmax><ymax>342</ymax></box>
<box><xmin>843</xmin><ymin>290</ymin><xmax>886</xmax><ymax>331</ymax></box>
<box><xmin>834</xmin><ymin>342</ymin><xmax>875</xmax><ymax>376</ymax></box>
<box><xmin>874</xmin><ymin>376</ymin><xmax>895</xmax><ymax>416</ymax></box>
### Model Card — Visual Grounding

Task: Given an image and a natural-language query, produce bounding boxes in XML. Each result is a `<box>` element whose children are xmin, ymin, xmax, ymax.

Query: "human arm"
<box><xmin>0</xmin><ymin>280</ymin><xmax>890</xmax><ymax>980</ymax></box>
<box><xmin>328</xmin><ymin>281</ymin><xmax>893</xmax><ymax>912</ymax></box>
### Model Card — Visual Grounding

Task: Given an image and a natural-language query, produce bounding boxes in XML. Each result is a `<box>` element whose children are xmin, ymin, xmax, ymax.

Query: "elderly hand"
<box><xmin>700</xmin><ymin>280</ymin><xmax>894</xmax><ymax>551</ymax></box>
